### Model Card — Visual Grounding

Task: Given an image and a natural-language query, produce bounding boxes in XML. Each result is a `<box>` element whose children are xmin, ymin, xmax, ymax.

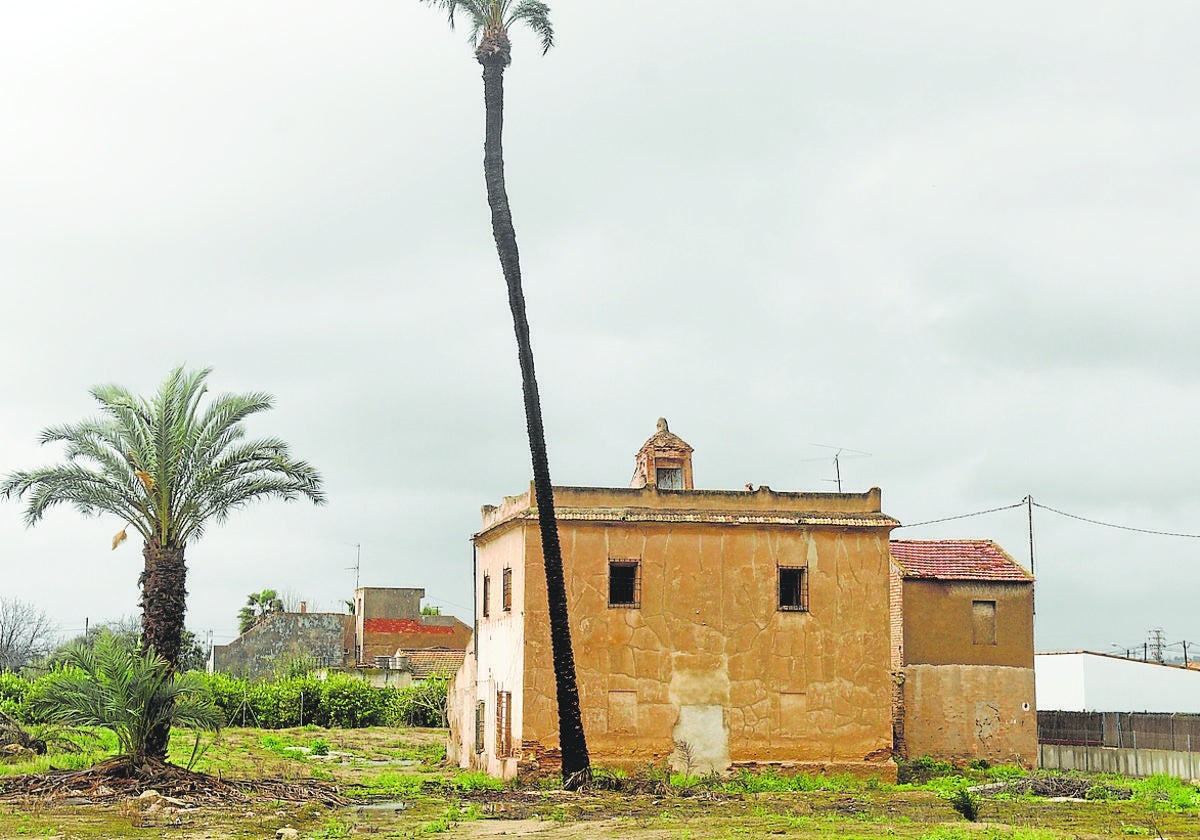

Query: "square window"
<box><xmin>502</xmin><ymin>568</ymin><xmax>513</xmax><ymax>611</ymax></box>
<box><xmin>482</xmin><ymin>574</ymin><xmax>491</xmax><ymax>618</ymax></box>
<box><xmin>778</xmin><ymin>567</ymin><xmax>809</xmax><ymax>612</ymax></box>
<box><xmin>609</xmin><ymin>560</ymin><xmax>641</xmax><ymax>608</ymax></box>
<box><xmin>972</xmin><ymin>600</ymin><xmax>997</xmax><ymax>645</ymax></box>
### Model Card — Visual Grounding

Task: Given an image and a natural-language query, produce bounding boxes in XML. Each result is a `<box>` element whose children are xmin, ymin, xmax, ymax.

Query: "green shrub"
<box><xmin>321</xmin><ymin>675</ymin><xmax>386</xmax><ymax>728</ymax></box>
<box><xmin>310</xmin><ymin>737</ymin><xmax>330</xmax><ymax>756</ymax></box>
<box><xmin>387</xmin><ymin>677</ymin><xmax>449</xmax><ymax>727</ymax></box>
<box><xmin>945</xmin><ymin>787</ymin><xmax>981</xmax><ymax>821</ymax></box>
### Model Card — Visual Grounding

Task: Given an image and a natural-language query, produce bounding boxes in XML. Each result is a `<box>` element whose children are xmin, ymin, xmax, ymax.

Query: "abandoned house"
<box><xmin>889</xmin><ymin>540</ymin><xmax>1036</xmax><ymax>766</ymax></box>
<box><xmin>447</xmin><ymin>419</ymin><xmax>902</xmax><ymax>779</ymax></box>
<box><xmin>210</xmin><ymin>586</ymin><xmax>470</xmax><ymax>680</ymax></box>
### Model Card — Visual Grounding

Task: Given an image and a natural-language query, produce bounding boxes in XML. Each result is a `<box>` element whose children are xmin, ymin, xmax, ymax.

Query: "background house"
<box><xmin>448</xmin><ymin>419</ymin><xmax>900</xmax><ymax>780</ymax></box>
<box><xmin>889</xmin><ymin>540</ymin><xmax>1036</xmax><ymax>767</ymax></box>
<box><xmin>211</xmin><ymin>586</ymin><xmax>469</xmax><ymax>680</ymax></box>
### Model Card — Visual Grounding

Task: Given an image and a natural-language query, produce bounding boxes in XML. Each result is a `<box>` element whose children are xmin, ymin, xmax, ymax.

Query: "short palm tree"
<box><xmin>30</xmin><ymin>633</ymin><xmax>223</xmax><ymax>767</ymax></box>
<box><xmin>417</xmin><ymin>0</ymin><xmax>590</xmax><ymax>787</ymax></box>
<box><xmin>2</xmin><ymin>367</ymin><xmax>324</xmax><ymax>757</ymax></box>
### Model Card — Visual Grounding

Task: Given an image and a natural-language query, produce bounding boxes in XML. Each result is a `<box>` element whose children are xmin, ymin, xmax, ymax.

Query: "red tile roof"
<box><xmin>890</xmin><ymin>540</ymin><xmax>1033</xmax><ymax>582</ymax></box>
<box><xmin>401</xmin><ymin>649</ymin><xmax>466</xmax><ymax>679</ymax></box>
<box><xmin>363</xmin><ymin>618</ymin><xmax>454</xmax><ymax>635</ymax></box>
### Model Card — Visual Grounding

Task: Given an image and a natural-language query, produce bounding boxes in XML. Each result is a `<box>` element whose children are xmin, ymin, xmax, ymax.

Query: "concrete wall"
<box><xmin>1036</xmin><ymin>653</ymin><xmax>1200</xmax><ymax>713</ymax></box>
<box><xmin>498</xmin><ymin>485</ymin><xmax>897</xmax><ymax>778</ymax></box>
<box><xmin>902</xmin><ymin>580</ymin><xmax>1033</xmax><ymax>668</ymax></box>
<box><xmin>900</xmin><ymin>664</ymin><xmax>1036</xmax><ymax>766</ymax></box>
<box><xmin>210</xmin><ymin>613</ymin><xmax>352</xmax><ymax>680</ymax></box>
<box><xmin>1039</xmin><ymin>743</ymin><xmax>1200</xmax><ymax>779</ymax></box>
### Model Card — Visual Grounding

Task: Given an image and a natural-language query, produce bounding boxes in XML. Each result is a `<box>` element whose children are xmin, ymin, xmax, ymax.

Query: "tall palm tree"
<box><xmin>417</xmin><ymin>0</ymin><xmax>590</xmax><ymax>787</ymax></box>
<box><xmin>2</xmin><ymin>366</ymin><xmax>324</xmax><ymax>757</ymax></box>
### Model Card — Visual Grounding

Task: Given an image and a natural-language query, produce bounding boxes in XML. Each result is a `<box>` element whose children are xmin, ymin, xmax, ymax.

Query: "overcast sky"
<box><xmin>2</xmin><ymin>1</ymin><xmax>1197</xmax><ymax>658</ymax></box>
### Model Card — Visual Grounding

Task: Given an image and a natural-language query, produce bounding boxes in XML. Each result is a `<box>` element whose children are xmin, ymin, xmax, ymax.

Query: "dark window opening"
<box><xmin>482</xmin><ymin>575</ymin><xmax>491</xmax><ymax>618</ymax></box>
<box><xmin>502</xmin><ymin>567</ymin><xmax>513</xmax><ymax>611</ymax></box>
<box><xmin>609</xmin><ymin>560</ymin><xmax>641</xmax><ymax>608</ymax></box>
<box><xmin>656</xmin><ymin>467</ymin><xmax>684</xmax><ymax>489</ymax></box>
<box><xmin>778</xmin><ymin>567</ymin><xmax>809</xmax><ymax>612</ymax></box>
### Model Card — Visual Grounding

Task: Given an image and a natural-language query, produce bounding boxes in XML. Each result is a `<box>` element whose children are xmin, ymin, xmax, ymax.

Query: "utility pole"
<box><xmin>1150</xmin><ymin>628</ymin><xmax>1165</xmax><ymax>663</ymax></box>
<box><xmin>1026</xmin><ymin>494</ymin><xmax>1036</xmax><ymax>615</ymax></box>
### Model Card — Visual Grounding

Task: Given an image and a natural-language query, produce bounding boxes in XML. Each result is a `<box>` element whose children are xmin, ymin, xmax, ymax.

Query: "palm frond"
<box><xmin>30</xmin><ymin>634</ymin><xmax>222</xmax><ymax>761</ymax></box>
<box><xmin>506</xmin><ymin>0</ymin><xmax>554</xmax><ymax>54</ymax></box>
<box><xmin>3</xmin><ymin>367</ymin><xmax>322</xmax><ymax>550</ymax></box>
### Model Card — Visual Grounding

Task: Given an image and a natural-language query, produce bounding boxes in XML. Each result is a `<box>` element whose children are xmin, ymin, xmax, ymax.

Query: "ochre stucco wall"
<box><xmin>902</xmin><ymin>580</ymin><xmax>1033</xmax><ymax>668</ymax></box>
<box><xmin>507</xmin><ymin>489</ymin><xmax>896</xmax><ymax>778</ymax></box>
<box><xmin>901</xmin><ymin>664</ymin><xmax>1037</xmax><ymax>766</ymax></box>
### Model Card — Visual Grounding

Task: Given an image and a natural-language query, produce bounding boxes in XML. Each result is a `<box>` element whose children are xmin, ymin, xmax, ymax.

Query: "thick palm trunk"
<box><xmin>479</xmin><ymin>51</ymin><xmax>590</xmax><ymax>788</ymax></box>
<box><xmin>140</xmin><ymin>543</ymin><xmax>187</xmax><ymax>759</ymax></box>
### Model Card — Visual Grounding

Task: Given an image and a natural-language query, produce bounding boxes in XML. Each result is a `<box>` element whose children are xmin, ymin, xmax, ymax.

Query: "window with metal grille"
<box><xmin>482</xmin><ymin>574</ymin><xmax>491</xmax><ymax>618</ymax></box>
<box><xmin>474</xmin><ymin>700</ymin><xmax>486</xmax><ymax>753</ymax></box>
<box><xmin>608</xmin><ymin>560</ymin><xmax>641</xmax><ymax>608</ymax></box>
<box><xmin>778</xmin><ymin>566</ymin><xmax>809</xmax><ymax>612</ymax></box>
<box><xmin>495</xmin><ymin>690</ymin><xmax>513</xmax><ymax>758</ymax></box>
<box><xmin>502</xmin><ymin>567</ymin><xmax>513</xmax><ymax>612</ymax></box>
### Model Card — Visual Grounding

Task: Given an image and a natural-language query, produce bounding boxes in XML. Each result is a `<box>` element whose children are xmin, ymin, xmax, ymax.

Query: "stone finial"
<box><xmin>657</xmin><ymin>417</ymin><xmax>669</xmax><ymax>433</ymax></box>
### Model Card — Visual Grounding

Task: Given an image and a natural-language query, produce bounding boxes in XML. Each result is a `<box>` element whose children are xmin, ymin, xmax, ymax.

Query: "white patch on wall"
<box><xmin>672</xmin><ymin>704</ymin><xmax>730</xmax><ymax>773</ymax></box>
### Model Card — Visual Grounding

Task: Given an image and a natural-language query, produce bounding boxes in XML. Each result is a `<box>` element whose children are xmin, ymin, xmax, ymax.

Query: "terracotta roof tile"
<box><xmin>400</xmin><ymin>649</ymin><xmax>466</xmax><ymax>679</ymax></box>
<box><xmin>890</xmin><ymin>539</ymin><xmax>1033</xmax><ymax>582</ymax></box>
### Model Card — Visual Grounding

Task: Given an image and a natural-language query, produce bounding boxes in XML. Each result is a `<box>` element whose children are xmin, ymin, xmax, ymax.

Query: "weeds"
<box><xmin>944</xmin><ymin>787</ymin><xmax>982</xmax><ymax>821</ymax></box>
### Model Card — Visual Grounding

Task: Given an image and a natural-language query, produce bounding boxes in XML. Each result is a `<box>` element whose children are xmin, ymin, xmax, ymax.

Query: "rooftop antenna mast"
<box><xmin>347</xmin><ymin>543</ymin><xmax>361</xmax><ymax>592</ymax></box>
<box><xmin>800</xmin><ymin>444</ymin><xmax>871</xmax><ymax>492</ymax></box>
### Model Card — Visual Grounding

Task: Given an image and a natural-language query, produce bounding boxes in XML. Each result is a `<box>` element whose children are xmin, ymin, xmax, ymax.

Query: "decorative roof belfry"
<box><xmin>630</xmin><ymin>418</ymin><xmax>695</xmax><ymax>490</ymax></box>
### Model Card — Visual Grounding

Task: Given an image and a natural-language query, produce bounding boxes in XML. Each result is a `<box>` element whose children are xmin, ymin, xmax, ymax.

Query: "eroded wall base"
<box><xmin>900</xmin><ymin>664</ymin><xmax>1036</xmax><ymax>767</ymax></box>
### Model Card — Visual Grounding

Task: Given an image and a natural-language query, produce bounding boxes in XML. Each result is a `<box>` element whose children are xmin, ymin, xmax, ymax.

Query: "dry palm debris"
<box><xmin>0</xmin><ymin>757</ymin><xmax>347</xmax><ymax>807</ymax></box>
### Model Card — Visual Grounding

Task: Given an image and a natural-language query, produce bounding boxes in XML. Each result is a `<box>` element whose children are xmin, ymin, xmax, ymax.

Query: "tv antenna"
<box><xmin>799</xmin><ymin>444</ymin><xmax>871</xmax><ymax>492</ymax></box>
<box><xmin>346</xmin><ymin>543</ymin><xmax>361</xmax><ymax>592</ymax></box>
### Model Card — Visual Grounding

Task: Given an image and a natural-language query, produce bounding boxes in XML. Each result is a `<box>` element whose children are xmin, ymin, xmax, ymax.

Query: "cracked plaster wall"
<box><xmin>516</xmin><ymin>519</ymin><xmax>895</xmax><ymax>775</ymax></box>
<box><xmin>901</xmin><ymin>664</ymin><xmax>1037</xmax><ymax>766</ymax></box>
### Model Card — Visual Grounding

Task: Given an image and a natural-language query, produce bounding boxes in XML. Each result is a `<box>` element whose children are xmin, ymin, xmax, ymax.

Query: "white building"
<box><xmin>1036</xmin><ymin>651</ymin><xmax>1200</xmax><ymax>713</ymax></box>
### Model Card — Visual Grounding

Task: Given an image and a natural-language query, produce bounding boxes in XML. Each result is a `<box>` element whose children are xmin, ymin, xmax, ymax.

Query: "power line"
<box><xmin>1032</xmin><ymin>501</ymin><xmax>1200</xmax><ymax>539</ymax></box>
<box><xmin>895</xmin><ymin>502</ymin><xmax>1025</xmax><ymax>529</ymax></box>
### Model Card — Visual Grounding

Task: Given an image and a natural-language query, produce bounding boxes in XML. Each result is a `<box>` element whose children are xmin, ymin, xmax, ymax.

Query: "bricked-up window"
<box><xmin>608</xmin><ymin>560</ymin><xmax>641</xmax><ymax>608</ymax></box>
<box><xmin>502</xmin><ymin>567</ymin><xmax>513</xmax><ymax>611</ymax></box>
<box><xmin>474</xmin><ymin>700</ymin><xmax>486</xmax><ymax>753</ymax></box>
<box><xmin>972</xmin><ymin>600</ymin><xmax>997</xmax><ymax>645</ymax></box>
<box><xmin>482</xmin><ymin>574</ymin><xmax>491</xmax><ymax>618</ymax></box>
<box><xmin>778</xmin><ymin>566</ymin><xmax>809</xmax><ymax>612</ymax></box>
<box><xmin>495</xmin><ymin>690</ymin><xmax>513</xmax><ymax>757</ymax></box>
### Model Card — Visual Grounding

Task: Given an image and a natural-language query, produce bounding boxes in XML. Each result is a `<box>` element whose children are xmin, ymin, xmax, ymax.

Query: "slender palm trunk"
<box><xmin>140</xmin><ymin>543</ymin><xmax>187</xmax><ymax>759</ymax></box>
<box><xmin>479</xmin><ymin>49</ymin><xmax>590</xmax><ymax>788</ymax></box>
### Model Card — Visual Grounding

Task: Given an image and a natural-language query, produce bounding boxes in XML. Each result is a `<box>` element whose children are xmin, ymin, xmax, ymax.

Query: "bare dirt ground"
<box><xmin>2</xmin><ymin>727</ymin><xmax>1199</xmax><ymax>839</ymax></box>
